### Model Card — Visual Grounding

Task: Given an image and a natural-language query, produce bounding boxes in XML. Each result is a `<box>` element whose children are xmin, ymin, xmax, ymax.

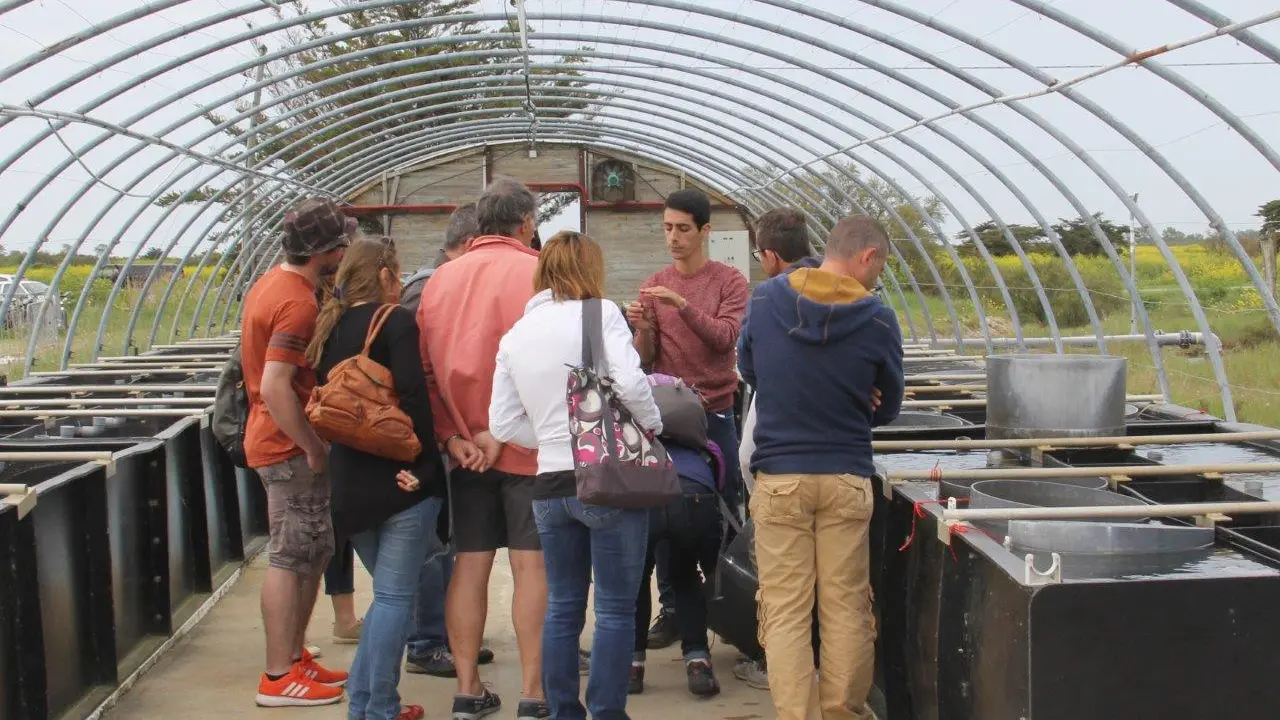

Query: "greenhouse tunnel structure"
<box><xmin>2</xmin><ymin>2</ymin><xmax>1280</xmax><ymax>718</ymax></box>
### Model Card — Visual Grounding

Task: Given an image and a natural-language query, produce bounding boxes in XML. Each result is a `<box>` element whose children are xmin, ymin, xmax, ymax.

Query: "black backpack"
<box><xmin>212</xmin><ymin>344</ymin><xmax>249</xmax><ymax>467</ymax></box>
<box><xmin>399</xmin><ymin>267</ymin><xmax>434</xmax><ymax>315</ymax></box>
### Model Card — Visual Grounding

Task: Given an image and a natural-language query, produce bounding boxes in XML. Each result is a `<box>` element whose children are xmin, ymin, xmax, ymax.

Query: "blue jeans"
<box><xmin>346</xmin><ymin>498</ymin><xmax>441</xmax><ymax>720</ymax></box>
<box><xmin>407</xmin><ymin>532</ymin><xmax>452</xmax><ymax>657</ymax></box>
<box><xmin>534</xmin><ymin>497</ymin><xmax>649</xmax><ymax>720</ymax></box>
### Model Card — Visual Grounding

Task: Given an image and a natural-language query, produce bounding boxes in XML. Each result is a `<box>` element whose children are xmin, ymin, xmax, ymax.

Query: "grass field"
<box><xmin>0</xmin><ymin>264</ymin><xmax>230</xmax><ymax>374</ymax></box>
<box><xmin>1</xmin><ymin>246</ymin><xmax>1276</xmax><ymax>428</ymax></box>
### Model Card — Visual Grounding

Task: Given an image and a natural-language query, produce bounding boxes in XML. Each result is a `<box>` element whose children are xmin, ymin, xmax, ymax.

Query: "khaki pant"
<box><xmin>751</xmin><ymin>472</ymin><xmax>876</xmax><ymax>720</ymax></box>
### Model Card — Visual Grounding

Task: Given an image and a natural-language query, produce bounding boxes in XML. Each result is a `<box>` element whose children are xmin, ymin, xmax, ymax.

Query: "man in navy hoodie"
<box><xmin>738</xmin><ymin>214</ymin><xmax>904</xmax><ymax>720</ymax></box>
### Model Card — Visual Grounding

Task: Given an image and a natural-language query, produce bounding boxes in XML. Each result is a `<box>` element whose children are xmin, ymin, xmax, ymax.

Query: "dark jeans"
<box><xmin>635</xmin><ymin>483</ymin><xmax>723</xmax><ymax>661</ymax></box>
<box><xmin>535</xmin><ymin>497</ymin><xmax>649</xmax><ymax>720</ymax></box>
<box><xmin>407</xmin><ymin>531</ymin><xmax>452</xmax><ymax>657</ymax></box>
<box><xmin>323</xmin><ymin>537</ymin><xmax>354</xmax><ymax>596</ymax></box>
<box><xmin>655</xmin><ymin>408</ymin><xmax>740</xmax><ymax>614</ymax></box>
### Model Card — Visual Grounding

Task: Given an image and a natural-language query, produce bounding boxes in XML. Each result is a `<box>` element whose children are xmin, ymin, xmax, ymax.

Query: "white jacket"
<box><xmin>489</xmin><ymin>291</ymin><xmax>663</xmax><ymax>475</ymax></box>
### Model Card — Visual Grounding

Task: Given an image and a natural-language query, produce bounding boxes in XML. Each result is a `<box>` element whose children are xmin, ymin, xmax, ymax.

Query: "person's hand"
<box><xmin>445</xmin><ymin>435</ymin><xmax>483</xmax><ymax>470</ymax></box>
<box><xmin>473</xmin><ymin>430</ymin><xmax>501</xmax><ymax>472</ymax></box>
<box><xmin>396</xmin><ymin>470</ymin><xmax>420</xmax><ymax>492</ymax></box>
<box><xmin>871</xmin><ymin>386</ymin><xmax>883</xmax><ymax>411</ymax></box>
<box><xmin>305</xmin><ymin>438</ymin><xmax>329</xmax><ymax>474</ymax></box>
<box><xmin>640</xmin><ymin>286</ymin><xmax>687</xmax><ymax>310</ymax></box>
<box><xmin>625</xmin><ymin>301</ymin><xmax>653</xmax><ymax>331</ymax></box>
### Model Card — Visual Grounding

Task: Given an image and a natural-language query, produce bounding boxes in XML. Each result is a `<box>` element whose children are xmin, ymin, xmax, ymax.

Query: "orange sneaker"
<box><xmin>255</xmin><ymin>666</ymin><xmax>344</xmax><ymax>707</ymax></box>
<box><xmin>296</xmin><ymin>647</ymin><xmax>348</xmax><ymax>687</ymax></box>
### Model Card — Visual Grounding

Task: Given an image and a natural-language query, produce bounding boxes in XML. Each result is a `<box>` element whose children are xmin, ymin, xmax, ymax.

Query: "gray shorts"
<box><xmin>258</xmin><ymin>454</ymin><xmax>336</xmax><ymax>576</ymax></box>
<box><xmin>450</xmin><ymin>468</ymin><xmax>541</xmax><ymax>553</ymax></box>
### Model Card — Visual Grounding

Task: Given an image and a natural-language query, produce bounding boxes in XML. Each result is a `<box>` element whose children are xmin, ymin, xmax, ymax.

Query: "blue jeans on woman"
<box><xmin>346</xmin><ymin>497</ymin><xmax>441</xmax><ymax>720</ymax></box>
<box><xmin>534</xmin><ymin>497</ymin><xmax>649</xmax><ymax>720</ymax></box>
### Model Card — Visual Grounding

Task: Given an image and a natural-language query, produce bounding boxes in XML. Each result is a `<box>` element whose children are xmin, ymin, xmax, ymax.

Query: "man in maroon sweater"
<box><xmin>626</xmin><ymin>187</ymin><xmax>750</xmax><ymax>667</ymax></box>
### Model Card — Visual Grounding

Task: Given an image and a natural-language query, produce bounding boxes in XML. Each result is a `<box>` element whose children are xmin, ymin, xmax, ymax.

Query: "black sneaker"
<box><xmin>515</xmin><ymin>698</ymin><xmax>550</xmax><ymax>720</ymax></box>
<box><xmin>406</xmin><ymin>646</ymin><xmax>456</xmax><ymax>678</ymax></box>
<box><xmin>627</xmin><ymin>664</ymin><xmax>644</xmax><ymax>695</ymax></box>
<box><xmin>478</xmin><ymin>646</ymin><xmax>495</xmax><ymax>665</ymax></box>
<box><xmin>452</xmin><ymin>687</ymin><xmax>501</xmax><ymax>720</ymax></box>
<box><xmin>686</xmin><ymin>659</ymin><xmax>721</xmax><ymax>698</ymax></box>
<box><xmin>646</xmin><ymin>609</ymin><xmax>678</xmax><ymax>650</ymax></box>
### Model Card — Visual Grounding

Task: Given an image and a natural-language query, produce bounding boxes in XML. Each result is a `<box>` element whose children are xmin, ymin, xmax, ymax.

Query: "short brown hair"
<box><xmin>753</xmin><ymin>207</ymin><xmax>811</xmax><ymax>263</ymax></box>
<box><xmin>826</xmin><ymin>215</ymin><xmax>890</xmax><ymax>259</ymax></box>
<box><xmin>534</xmin><ymin>231</ymin><xmax>605</xmax><ymax>301</ymax></box>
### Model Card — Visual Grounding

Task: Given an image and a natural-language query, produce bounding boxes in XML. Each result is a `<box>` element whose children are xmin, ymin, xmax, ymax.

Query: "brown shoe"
<box><xmin>332</xmin><ymin>618</ymin><xmax>363</xmax><ymax>644</ymax></box>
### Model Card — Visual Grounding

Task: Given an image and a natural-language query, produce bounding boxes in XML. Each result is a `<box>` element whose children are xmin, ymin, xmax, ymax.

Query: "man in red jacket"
<box><xmin>417</xmin><ymin>179</ymin><xmax>547</xmax><ymax>720</ymax></box>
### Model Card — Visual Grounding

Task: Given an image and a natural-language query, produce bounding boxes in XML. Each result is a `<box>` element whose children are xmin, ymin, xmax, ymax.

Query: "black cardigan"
<box><xmin>316</xmin><ymin>303</ymin><xmax>446</xmax><ymax>538</ymax></box>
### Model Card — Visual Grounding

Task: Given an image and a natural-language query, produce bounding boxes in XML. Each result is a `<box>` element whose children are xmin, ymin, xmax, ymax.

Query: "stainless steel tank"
<box><xmin>986</xmin><ymin>354</ymin><xmax>1127</xmax><ymax>440</ymax></box>
<box><xmin>967</xmin><ymin>479</ymin><xmax>1148</xmax><ymax>535</ymax></box>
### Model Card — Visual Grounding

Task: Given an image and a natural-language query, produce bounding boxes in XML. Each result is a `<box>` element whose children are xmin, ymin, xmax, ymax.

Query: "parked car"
<box><xmin>0</xmin><ymin>276</ymin><xmax>68</xmax><ymax>332</ymax></box>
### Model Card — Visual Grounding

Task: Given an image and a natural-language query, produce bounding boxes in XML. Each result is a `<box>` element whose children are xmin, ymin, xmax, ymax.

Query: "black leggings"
<box><xmin>635</xmin><ymin>488</ymin><xmax>723</xmax><ymax>658</ymax></box>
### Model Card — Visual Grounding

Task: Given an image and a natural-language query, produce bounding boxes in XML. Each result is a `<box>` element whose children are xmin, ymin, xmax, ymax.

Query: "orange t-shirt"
<box><xmin>240</xmin><ymin>266</ymin><xmax>318</xmax><ymax>469</ymax></box>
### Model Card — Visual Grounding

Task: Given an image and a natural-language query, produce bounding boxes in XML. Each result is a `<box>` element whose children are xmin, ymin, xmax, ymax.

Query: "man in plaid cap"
<box><xmin>241</xmin><ymin>196</ymin><xmax>354</xmax><ymax>707</ymax></box>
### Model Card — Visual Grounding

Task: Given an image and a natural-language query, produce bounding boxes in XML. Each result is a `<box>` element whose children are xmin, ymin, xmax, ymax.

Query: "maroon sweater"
<box><xmin>639</xmin><ymin>261</ymin><xmax>750</xmax><ymax>412</ymax></box>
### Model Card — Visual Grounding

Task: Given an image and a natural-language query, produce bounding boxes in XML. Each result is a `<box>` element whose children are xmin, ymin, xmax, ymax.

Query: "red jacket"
<box><xmin>417</xmin><ymin>235</ymin><xmax>540</xmax><ymax>476</ymax></box>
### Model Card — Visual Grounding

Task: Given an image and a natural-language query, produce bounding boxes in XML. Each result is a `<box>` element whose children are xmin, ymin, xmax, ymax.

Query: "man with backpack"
<box><xmin>240</xmin><ymin>198</ymin><xmax>352</xmax><ymax>707</ymax></box>
<box><xmin>400</xmin><ymin>203</ymin><xmax>476</xmax><ymax>316</ymax></box>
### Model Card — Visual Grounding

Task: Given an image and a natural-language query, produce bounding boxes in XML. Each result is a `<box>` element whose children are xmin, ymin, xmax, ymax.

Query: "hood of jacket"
<box><xmin>758</xmin><ymin>266</ymin><xmax>886</xmax><ymax>346</ymax></box>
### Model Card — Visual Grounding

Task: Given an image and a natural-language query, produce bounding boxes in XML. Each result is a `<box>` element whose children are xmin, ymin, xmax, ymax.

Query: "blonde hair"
<box><xmin>305</xmin><ymin>237</ymin><xmax>401</xmax><ymax>366</ymax></box>
<box><xmin>534</xmin><ymin>231</ymin><xmax>605</xmax><ymax>301</ymax></box>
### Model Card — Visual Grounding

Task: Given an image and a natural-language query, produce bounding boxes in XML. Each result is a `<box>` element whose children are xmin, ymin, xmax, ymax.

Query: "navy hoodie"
<box><xmin>738</xmin><ymin>265</ymin><xmax>905</xmax><ymax>478</ymax></box>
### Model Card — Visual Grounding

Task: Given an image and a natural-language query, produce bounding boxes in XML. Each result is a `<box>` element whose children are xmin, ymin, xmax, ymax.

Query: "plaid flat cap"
<box><xmin>282</xmin><ymin>198</ymin><xmax>357</xmax><ymax>257</ymax></box>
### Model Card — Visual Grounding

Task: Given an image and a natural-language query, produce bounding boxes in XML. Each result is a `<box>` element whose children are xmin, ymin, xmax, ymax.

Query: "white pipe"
<box><xmin>0</xmin><ymin>385</ymin><xmax>217</xmax><ymax>394</ymax></box>
<box><xmin>28</xmin><ymin>369</ymin><xmax>213</xmax><ymax>377</ymax></box>
<box><xmin>0</xmin><ymin>451</ymin><xmax>113</xmax><ymax>463</ymax></box>
<box><xmin>69</xmin><ymin>362</ymin><xmax>223</xmax><ymax>369</ymax></box>
<box><xmin>943</xmin><ymin>500</ymin><xmax>1280</xmax><ymax>523</ymax></box>
<box><xmin>0</xmin><ymin>409</ymin><xmax>206</xmax><ymax>417</ymax></box>
<box><xmin>96</xmin><ymin>355</ymin><xmax>228</xmax><ymax>362</ymax></box>
<box><xmin>930</xmin><ymin>332</ymin><xmax>1212</xmax><ymax>348</ymax></box>
<box><xmin>874</xmin><ymin>429</ymin><xmax>1280</xmax><ymax>452</ymax></box>
<box><xmin>890</xmin><ymin>461</ymin><xmax>1280</xmax><ymax>481</ymax></box>
<box><xmin>901</xmin><ymin>394</ymin><xmax>1162</xmax><ymax>409</ymax></box>
<box><xmin>0</xmin><ymin>398</ymin><xmax>214</xmax><ymax>407</ymax></box>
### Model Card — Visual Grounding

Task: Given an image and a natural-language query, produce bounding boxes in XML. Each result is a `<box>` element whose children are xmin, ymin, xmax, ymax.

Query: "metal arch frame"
<box><xmin>0</xmin><ymin>5</ymin><xmax>1084</xmax><ymax>336</ymax></box>
<box><xmin>0</xmin><ymin>3</ymin><xmax>1272</xmax><ymax>418</ymax></box>
<box><xmin>200</xmin><ymin>101</ymin><xmax>956</xmax><ymax>342</ymax></box>
<box><xmin>136</xmin><ymin>66</ymin><xmax>990</xmax><ymax>351</ymax></box>
<box><xmin>0</xmin><ymin>12</ymin><xmax>1141</xmax><ymax>363</ymax></box>
<box><xmin>0</xmin><ymin>8</ymin><xmax>1070</xmax><ymax>345</ymax></box>
<box><xmin>207</xmin><ymin>115</ymin><xmax>938</xmax><ymax>340</ymax></box>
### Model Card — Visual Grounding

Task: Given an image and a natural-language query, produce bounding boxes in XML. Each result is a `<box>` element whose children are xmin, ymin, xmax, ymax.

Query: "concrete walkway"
<box><xmin>107</xmin><ymin>552</ymin><xmax>778</xmax><ymax>719</ymax></box>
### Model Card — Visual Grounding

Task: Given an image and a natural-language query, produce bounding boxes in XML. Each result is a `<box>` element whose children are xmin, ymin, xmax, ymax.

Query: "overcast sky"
<box><xmin>0</xmin><ymin>0</ymin><xmax>1277</xmax><ymax>259</ymax></box>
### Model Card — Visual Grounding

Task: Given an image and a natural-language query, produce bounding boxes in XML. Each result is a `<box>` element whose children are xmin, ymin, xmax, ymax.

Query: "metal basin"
<box><xmin>886</xmin><ymin>411</ymin><xmax>973</xmax><ymax>429</ymax></box>
<box><xmin>968</xmin><ymin>479</ymin><xmax>1149</xmax><ymax>535</ymax></box>
<box><xmin>1007</xmin><ymin>520</ymin><xmax>1214</xmax><ymax>555</ymax></box>
<box><xmin>939</xmin><ymin>473</ymin><xmax>1107</xmax><ymax>502</ymax></box>
<box><xmin>986</xmin><ymin>354</ymin><xmax>1127</xmax><ymax>440</ymax></box>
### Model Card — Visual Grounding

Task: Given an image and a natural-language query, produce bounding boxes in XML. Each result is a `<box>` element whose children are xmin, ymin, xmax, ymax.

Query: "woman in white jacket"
<box><xmin>489</xmin><ymin>231</ymin><xmax>662</xmax><ymax>720</ymax></box>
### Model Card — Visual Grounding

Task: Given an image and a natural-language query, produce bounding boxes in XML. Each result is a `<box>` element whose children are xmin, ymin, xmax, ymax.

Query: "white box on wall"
<box><xmin>708</xmin><ymin>230</ymin><xmax>750</xmax><ymax>279</ymax></box>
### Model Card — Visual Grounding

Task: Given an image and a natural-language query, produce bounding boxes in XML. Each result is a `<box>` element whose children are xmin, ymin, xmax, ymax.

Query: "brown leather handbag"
<box><xmin>306</xmin><ymin>304</ymin><xmax>422</xmax><ymax>463</ymax></box>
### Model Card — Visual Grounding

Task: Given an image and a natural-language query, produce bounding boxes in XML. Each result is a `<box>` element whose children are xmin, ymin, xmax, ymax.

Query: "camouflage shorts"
<box><xmin>257</xmin><ymin>454</ymin><xmax>335</xmax><ymax>576</ymax></box>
